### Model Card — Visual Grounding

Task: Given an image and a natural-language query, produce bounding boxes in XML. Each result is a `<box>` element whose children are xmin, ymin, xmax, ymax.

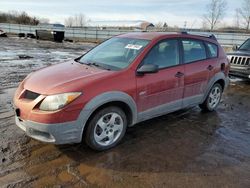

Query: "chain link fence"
<box><xmin>1</xmin><ymin>23</ymin><xmax>250</xmax><ymax>46</ymax></box>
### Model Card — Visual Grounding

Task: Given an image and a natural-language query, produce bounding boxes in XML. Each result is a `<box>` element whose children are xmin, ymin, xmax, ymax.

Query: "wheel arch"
<box><xmin>214</xmin><ymin>79</ymin><xmax>225</xmax><ymax>91</ymax></box>
<box><xmin>202</xmin><ymin>72</ymin><xmax>229</xmax><ymax>103</ymax></box>
<box><xmin>75</xmin><ymin>91</ymin><xmax>137</xmax><ymax>142</ymax></box>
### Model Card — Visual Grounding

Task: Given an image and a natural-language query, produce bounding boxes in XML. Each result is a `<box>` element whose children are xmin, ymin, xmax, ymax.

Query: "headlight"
<box><xmin>39</xmin><ymin>92</ymin><xmax>81</xmax><ymax>111</ymax></box>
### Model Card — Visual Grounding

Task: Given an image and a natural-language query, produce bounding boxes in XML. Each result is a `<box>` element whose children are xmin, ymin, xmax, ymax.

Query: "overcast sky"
<box><xmin>0</xmin><ymin>0</ymin><xmax>242</xmax><ymax>28</ymax></box>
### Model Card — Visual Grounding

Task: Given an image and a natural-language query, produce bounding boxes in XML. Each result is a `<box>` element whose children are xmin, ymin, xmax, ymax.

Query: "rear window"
<box><xmin>207</xmin><ymin>43</ymin><xmax>218</xmax><ymax>58</ymax></box>
<box><xmin>182</xmin><ymin>40</ymin><xmax>207</xmax><ymax>63</ymax></box>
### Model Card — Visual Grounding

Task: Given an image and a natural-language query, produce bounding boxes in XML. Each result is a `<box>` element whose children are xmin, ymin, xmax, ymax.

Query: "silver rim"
<box><xmin>94</xmin><ymin>112</ymin><xmax>124</xmax><ymax>146</ymax></box>
<box><xmin>208</xmin><ymin>86</ymin><xmax>221</xmax><ymax>109</ymax></box>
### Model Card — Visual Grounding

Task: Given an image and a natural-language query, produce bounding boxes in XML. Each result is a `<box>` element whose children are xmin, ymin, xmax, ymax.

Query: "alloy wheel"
<box><xmin>93</xmin><ymin>112</ymin><xmax>124</xmax><ymax>146</ymax></box>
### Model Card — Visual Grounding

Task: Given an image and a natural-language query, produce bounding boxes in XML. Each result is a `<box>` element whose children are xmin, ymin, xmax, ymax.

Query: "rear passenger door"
<box><xmin>181</xmin><ymin>39</ymin><xmax>212</xmax><ymax>107</ymax></box>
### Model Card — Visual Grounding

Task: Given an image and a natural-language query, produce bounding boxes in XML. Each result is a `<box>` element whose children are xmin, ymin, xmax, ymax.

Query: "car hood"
<box><xmin>23</xmin><ymin>60</ymin><xmax>110</xmax><ymax>95</ymax></box>
<box><xmin>227</xmin><ymin>50</ymin><xmax>250</xmax><ymax>56</ymax></box>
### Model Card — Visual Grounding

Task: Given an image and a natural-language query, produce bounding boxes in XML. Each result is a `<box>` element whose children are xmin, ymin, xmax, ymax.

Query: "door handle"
<box><xmin>175</xmin><ymin>72</ymin><xmax>184</xmax><ymax>78</ymax></box>
<box><xmin>207</xmin><ymin>65</ymin><xmax>214</xmax><ymax>71</ymax></box>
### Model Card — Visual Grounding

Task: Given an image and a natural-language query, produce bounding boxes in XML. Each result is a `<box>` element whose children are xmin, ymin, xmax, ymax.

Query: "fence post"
<box><xmin>85</xmin><ymin>28</ymin><xmax>86</xmax><ymax>40</ymax></box>
<box><xmin>96</xmin><ymin>28</ymin><xmax>98</xmax><ymax>42</ymax></box>
<box><xmin>232</xmin><ymin>33</ymin><xmax>235</xmax><ymax>46</ymax></box>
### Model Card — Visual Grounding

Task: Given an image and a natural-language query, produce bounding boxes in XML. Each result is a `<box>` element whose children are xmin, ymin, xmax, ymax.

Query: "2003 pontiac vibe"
<box><xmin>14</xmin><ymin>32</ymin><xmax>229</xmax><ymax>151</ymax></box>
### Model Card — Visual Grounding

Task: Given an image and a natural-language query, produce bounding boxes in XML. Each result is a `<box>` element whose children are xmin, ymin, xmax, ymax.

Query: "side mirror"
<box><xmin>232</xmin><ymin>45</ymin><xmax>238</xmax><ymax>51</ymax></box>
<box><xmin>137</xmin><ymin>64</ymin><xmax>159</xmax><ymax>75</ymax></box>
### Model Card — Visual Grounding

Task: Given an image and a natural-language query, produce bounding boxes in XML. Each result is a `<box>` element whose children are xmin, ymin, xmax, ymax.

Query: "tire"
<box><xmin>199</xmin><ymin>83</ymin><xmax>223</xmax><ymax>112</ymax></box>
<box><xmin>85</xmin><ymin>106</ymin><xmax>127</xmax><ymax>151</ymax></box>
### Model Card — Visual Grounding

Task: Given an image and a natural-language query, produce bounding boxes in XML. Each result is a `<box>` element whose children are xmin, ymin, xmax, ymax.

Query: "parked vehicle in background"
<box><xmin>35</xmin><ymin>30</ymin><xmax>65</xmax><ymax>42</ymax></box>
<box><xmin>227</xmin><ymin>38</ymin><xmax>250</xmax><ymax>79</ymax></box>
<box><xmin>36</xmin><ymin>23</ymin><xmax>65</xmax><ymax>42</ymax></box>
<box><xmin>13</xmin><ymin>32</ymin><xmax>229</xmax><ymax>151</ymax></box>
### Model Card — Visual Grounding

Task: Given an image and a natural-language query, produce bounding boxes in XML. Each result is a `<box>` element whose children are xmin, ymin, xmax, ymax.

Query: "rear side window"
<box><xmin>182</xmin><ymin>40</ymin><xmax>207</xmax><ymax>63</ymax></box>
<box><xmin>207</xmin><ymin>43</ymin><xmax>218</xmax><ymax>58</ymax></box>
<box><xmin>143</xmin><ymin>39</ymin><xmax>179</xmax><ymax>69</ymax></box>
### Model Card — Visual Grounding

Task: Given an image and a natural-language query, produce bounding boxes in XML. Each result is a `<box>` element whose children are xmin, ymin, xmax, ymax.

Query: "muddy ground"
<box><xmin>0</xmin><ymin>37</ymin><xmax>250</xmax><ymax>188</ymax></box>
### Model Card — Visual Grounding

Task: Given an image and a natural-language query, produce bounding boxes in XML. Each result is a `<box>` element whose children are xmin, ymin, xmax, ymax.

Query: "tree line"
<box><xmin>0</xmin><ymin>11</ymin><xmax>49</xmax><ymax>25</ymax></box>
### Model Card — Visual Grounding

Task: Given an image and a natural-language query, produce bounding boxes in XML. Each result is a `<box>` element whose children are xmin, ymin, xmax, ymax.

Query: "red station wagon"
<box><xmin>14</xmin><ymin>32</ymin><xmax>230</xmax><ymax>150</ymax></box>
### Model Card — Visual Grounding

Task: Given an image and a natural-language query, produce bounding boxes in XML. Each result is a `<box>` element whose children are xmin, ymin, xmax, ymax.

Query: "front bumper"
<box><xmin>15</xmin><ymin>116</ymin><xmax>82</xmax><ymax>144</ymax></box>
<box><xmin>229</xmin><ymin>66</ymin><xmax>250</xmax><ymax>79</ymax></box>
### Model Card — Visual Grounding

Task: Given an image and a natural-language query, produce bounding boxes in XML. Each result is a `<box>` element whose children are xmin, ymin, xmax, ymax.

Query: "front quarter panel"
<box><xmin>75</xmin><ymin>91</ymin><xmax>138</xmax><ymax>142</ymax></box>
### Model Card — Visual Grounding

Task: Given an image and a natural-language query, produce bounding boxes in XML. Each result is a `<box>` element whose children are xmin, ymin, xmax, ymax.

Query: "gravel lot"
<box><xmin>0</xmin><ymin>37</ymin><xmax>250</xmax><ymax>188</ymax></box>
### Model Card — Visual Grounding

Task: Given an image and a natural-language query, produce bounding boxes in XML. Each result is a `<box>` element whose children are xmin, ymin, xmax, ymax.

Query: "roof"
<box><xmin>117</xmin><ymin>32</ymin><xmax>218</xmax><ymax>43</ymax></box>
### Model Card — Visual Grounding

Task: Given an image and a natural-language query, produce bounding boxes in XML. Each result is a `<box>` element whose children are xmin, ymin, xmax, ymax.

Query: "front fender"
<box><xmin>75</xmin><ymin>91</ymin><xmax>137</xmax><ymax>142</ymax></box>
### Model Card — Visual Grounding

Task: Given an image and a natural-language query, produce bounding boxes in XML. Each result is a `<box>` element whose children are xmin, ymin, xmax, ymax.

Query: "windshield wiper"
<box><xmin>84</xmin><ymin>62</ymin><xmax>111</xmax><ymax>71</ymax></box>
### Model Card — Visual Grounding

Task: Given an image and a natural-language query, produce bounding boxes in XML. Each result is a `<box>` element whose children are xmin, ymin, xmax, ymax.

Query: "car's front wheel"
<box><xmin>85</xmin><ymin>106</ymin><xmax>127</xmax><ymax>151</ymax></box>
<box><xmin>199</xmin><ymin>83</ymin><xmax>223</xmax><ymax>112</ymax></box>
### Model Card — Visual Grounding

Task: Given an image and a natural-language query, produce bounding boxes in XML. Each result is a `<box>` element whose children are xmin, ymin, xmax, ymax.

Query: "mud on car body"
<box><xmin>227</xmin><ymin>38</ymin><xmax>250</xmax><ymax>79</ymax></box>
<box><xmin>14</xmin><ymin>32</ymin><xmax>230</xmax><ymax>151</ymax></box>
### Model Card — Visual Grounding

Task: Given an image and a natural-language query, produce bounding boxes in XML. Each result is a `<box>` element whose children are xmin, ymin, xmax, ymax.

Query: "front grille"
<box><xmin>23</xmin><ymin>90</ymin><xmax>40</xmax><ymax>100</ymax></box>
<box><xmin>229</xmin><ymin>56</ymin><xmax>250</xmax><ymax>66</ymax></box>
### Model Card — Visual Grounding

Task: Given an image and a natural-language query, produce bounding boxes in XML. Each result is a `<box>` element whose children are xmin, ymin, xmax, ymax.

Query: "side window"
<box><xmin>143</xmin><ymin>40</ymin><xmax>179</xmax><ymax>69</ymax></box>
<box><xmin>182</xmin><ymin>40</ymin><xmax>207</xmax><ymax>63</ymax></box>
<box><xmin>207</xmin><ymin>43</ymin><xmax>218</xmax><ymax>58</ymax></box>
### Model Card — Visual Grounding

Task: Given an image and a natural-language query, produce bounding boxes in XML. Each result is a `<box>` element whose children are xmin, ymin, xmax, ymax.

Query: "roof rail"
<box><xmin>180</xmin><ymin>31</ymin><xmax>188</xmax><ymax>35</ymax></box>
<box><xmin>179</xmin><ymin>31</ymin><xmax>217</xmax><ymax>41</ymax></box>
<box><xmin>208</xmin><ymin>34</ymin><xmax>217</xmax><ymax>41</ymax></box>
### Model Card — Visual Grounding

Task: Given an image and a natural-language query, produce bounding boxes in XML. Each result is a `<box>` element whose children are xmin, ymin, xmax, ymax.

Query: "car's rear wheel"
<box><xmin>199</xmin><ymin>83</ymin><xmax>222</xmax><ymax>112</ymax></box>
<box><xmin>85</xmin><ymin>106</ymin><xmax>127</xmax><ymax>151</ymax></box>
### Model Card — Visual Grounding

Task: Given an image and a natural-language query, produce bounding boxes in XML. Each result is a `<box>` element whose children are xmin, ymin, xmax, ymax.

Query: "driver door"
<box><xmin>136</xmin><ymin>39</ymin><xmax>184</xmax><ymax>120</ymax></box>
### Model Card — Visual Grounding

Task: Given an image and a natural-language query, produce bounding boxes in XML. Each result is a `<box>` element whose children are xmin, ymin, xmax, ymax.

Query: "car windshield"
<box><xmin>79</xmin><ymin>37</ymin><xmax>149</xmax><ymax>70</ymax></box>
<box><xmin>239</xmin><ymin>39</ymin><xmax>250</xmax><ymax>51</ymax></box>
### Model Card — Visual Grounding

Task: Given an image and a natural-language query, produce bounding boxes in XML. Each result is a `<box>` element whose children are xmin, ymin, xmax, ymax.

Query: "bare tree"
<box><xmin>163</xmin><ymin>22</ymin><xmax>168</xmax><ymax>28</ymax></box>
<box><xmin>76</xmin><ymin>13</ymin><xmax>86</xmax><ymax>27</ymax></box>
<box><xmin>16</xmin><ymin>12</ymin><xmax>30</xmax><ymax>24</ymax></box>
<box><xmin>239</xmin><ymin>0</ymin><xmax>250</xmax><ymax>30</ymax></box>
<box><xmin>64</xmin><ymin>14</ymin><xmax>86</xmax><ymax>27</ymax></box>
<box><xmin>154</xmin><ymin>22</ymin><xmax>163</xmax><ymax>28</ymax></box>
<box><xmin>0</xmin><ymin>10</ymin><xmax>41</xmax><ymax>25</ymax></box>
<box><xmin>31</xmin><ymin>17</ymin><xmax>39</xmax><ymax>25</ymax></box>
<box><xmin>203</xmin><ymin>0</ymin><xmax>227</xmax><ymax>30</ymax></box>
<box><xmin>64</xmin><ymin>17</ymin><xmax>74</xmax><ymax>27</ymax></box>
<box><xmin>234</xmin><ymin>8</ymin><xmax>241</xmax><ymax>28</ymax></box>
